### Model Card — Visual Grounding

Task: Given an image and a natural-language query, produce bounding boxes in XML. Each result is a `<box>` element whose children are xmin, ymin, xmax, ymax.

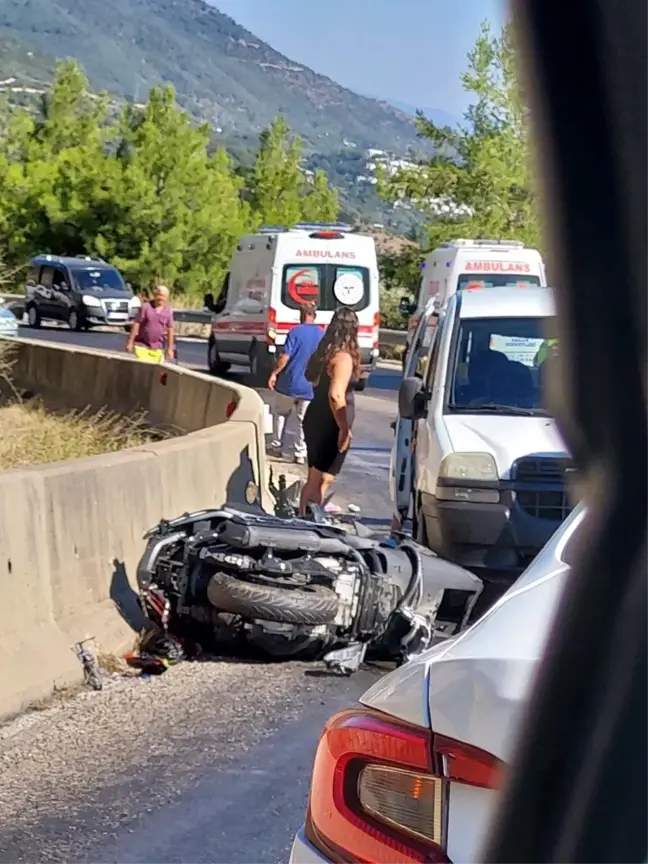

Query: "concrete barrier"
<box><xmin>0</xmin><ymin>339</ymin><xmax>268</xmax><ymax>719</ymax></box>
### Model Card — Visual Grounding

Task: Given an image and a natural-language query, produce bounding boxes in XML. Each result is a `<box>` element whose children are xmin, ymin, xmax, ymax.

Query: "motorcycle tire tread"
<box><xmin>207</xmin><ymin>574</ymin><xmax>339</xmax><ymax>625</ymax></box>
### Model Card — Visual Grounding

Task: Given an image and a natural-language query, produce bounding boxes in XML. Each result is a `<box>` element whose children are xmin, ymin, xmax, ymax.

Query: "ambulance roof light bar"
<box><xmin>291</xmin><ymin>222</ymin><xmax>353</xmax><ymax>233</ymax></box>
<box><xmin>257</xmin><ymin>222</ymin><xmax>354</xmax><ymax>236</ymax></box>
<box><xmin>444</xmin><ymin>238</ymin><xmax>526</xmax><ymax>248</ymax></box>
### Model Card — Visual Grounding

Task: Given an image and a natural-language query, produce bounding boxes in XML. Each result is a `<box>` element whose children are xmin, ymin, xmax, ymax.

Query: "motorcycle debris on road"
<box><xmin>131</xmin><ymin>475</ymin><xmax>483</xmax><ymax>675</ymax></box>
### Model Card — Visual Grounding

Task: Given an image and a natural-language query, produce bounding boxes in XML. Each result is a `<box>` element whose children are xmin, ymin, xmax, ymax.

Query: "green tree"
<box><xmin>249</xmin><ymin>116</ymin><xmax>303</xmax><ymax>227</ymax></box>
<box><xmin>96</xmin><ymin>85</ymin><xmax>250</xmax><ymax>296</ymax></box>
<box><xmin>378</xmin><ymin>244</ymin><xmax>423</xmax><ymax>329</ymax></box>
<box><xmin>248</xmin><ymin>117</ymin><xmax>339</xmax><ymax>227</ymax></box>
<box><xmin>0</xmin><ymin>61</ymin><xmax>111</xmax><ymax>263</ymax></box>
<box><xmin>378</xmin><ymin>21</ymin><xmax>539</xmax><ymax>249</ymax></box>
<box><xmin>301</xmin><ymin>169</ymin><xmax>339</xmax><ymax>222</ymax></box>
<box><xmin>0</xmin><ymin>65</ymin><xmax>342</xmax><ymax>297</ymax></box>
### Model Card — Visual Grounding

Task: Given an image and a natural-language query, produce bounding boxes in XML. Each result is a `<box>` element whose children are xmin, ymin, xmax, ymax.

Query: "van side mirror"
<box><xmin>399</xmin><ymin>376</ymin><xmax>427</xmax><ymax>420</ymax></box>
<box><xmin>399</xmin><ymin>296</ymin><xmax>416</xmax><ymax>316</ymax></box>
<box><xmin>204</xmin><ymin>292</ymin><xmax>215</xmax><ymax>311</ymax></box>
<box><xmin>126</xmin><ymin>282</ymin><xmax>133</xmax><ymax>291</ymax></box>
<box><xmin>59</xmin><ymin>281</ymin><xmax>69</xmax><ymax>292</ymax></box>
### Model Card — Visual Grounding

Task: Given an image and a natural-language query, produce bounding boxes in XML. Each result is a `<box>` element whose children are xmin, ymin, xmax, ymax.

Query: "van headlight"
<box><xmin>437</xmin><ymin>453</ymin><xmax>500</xmax><ymax>504</ymax></box>
<box><xmin>129</xmin><ymin>295</ymin><xmax>141</xmax><ymax>308</ymax></box>
<box><xmin>82</xmin><ymin>295</ymin><xmax>102</xmax><ymax>307</ymax></box>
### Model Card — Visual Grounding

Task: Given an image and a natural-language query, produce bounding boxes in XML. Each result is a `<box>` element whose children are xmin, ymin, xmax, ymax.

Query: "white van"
<box><xmin>204</xmin><ymin>223</ymin><xmax>380</xmax><ymax>389</ymax></box>
<box><xmin>401</xmin><ymin>238</ymin><xmax>547</xmax><ymax>364</ymax></box>
<box><xmin>398</xmin><ymin>285</ymin><xmax>574</xmax><ymax>576</ymax></box>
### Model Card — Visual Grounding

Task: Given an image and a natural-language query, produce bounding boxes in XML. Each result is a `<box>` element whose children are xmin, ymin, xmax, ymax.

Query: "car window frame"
<box><xmin>483</xmin><ymin>2</ymin><xmax>646</xmax><ymax>862</ymax></box>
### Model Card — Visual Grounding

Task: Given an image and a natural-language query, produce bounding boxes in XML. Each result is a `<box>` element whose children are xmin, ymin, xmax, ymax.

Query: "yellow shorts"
<box><xmin>134</xmin><ymin>346</ymin><xmax>164</xmax><ymax>364</ymax></box>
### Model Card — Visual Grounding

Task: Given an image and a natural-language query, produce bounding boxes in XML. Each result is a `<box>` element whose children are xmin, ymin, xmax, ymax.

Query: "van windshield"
<box><xmin>281</xmin><ymin>264</ymin><xmax>370</xmax><ymax>312</ymax></box>
<box><xmin>446</xmin><ymin>315</ymin><xmax>558</xmax><ymax>416</ymax></box>
<box><xmin>457</xmin><ymin>274</ymin><xmax>542</xmax><ymax>291</ymax></box>
<box><xmin>73</xmin><ymin>267</ymin><xmax>125</xmax><ymax>293</ymax></box>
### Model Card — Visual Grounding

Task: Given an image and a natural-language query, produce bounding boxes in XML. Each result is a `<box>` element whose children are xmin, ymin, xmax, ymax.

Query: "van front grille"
<box><xmin>513</xmin><ymin>456</ymin><xmax>574</xmax><ymax>521</ymax></box>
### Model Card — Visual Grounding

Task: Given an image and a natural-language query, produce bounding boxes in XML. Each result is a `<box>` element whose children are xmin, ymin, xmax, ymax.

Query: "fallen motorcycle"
<box><xmin>135</xmin><ymin>498</ymin><xmax>483</xmax><ymax>674</ymax></box>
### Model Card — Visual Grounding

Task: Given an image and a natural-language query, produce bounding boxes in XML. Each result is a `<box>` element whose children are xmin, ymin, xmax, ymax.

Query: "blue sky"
<box><xmin>211</xmin><ymin>0</ymin><xmax>505</xmax><ymax>121</ymax></box>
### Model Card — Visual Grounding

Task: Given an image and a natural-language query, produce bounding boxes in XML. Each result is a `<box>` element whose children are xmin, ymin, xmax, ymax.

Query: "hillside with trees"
<box><xmin>0</xmin><ymin>62</ymin><xmax>338</xmax><ymax>298</ymax></box>
<box><xmin>0</xmin><ymin>0</ymin><xmax>424</xmax><ymax>156</ymax></box>
<box><xmin>376</xmin><ymin>21</ymin><xmax>541</xmax><ymax>323</ymax></box>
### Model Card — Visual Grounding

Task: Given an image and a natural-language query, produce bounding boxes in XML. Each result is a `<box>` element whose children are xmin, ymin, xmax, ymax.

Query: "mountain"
<box><xmin>0</xmin><ymin>0</ymin><xmax>426</xmax><ymax>155</ymax></box>
<box><xmin>384</xmin><ymin>99</ymin><xmax>460</xmax><ymax>129</ymax></box>
<box><xmin>364</xmin><ymin>94</ymin><xmax>460</xmax><ymax>129</ymax></box>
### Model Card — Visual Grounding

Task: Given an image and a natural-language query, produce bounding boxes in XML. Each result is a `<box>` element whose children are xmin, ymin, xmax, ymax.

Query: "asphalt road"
<box><xmin>0</xmin><ymin>324</ymin><xmax>402</xmax><ymax>863</ymax></box>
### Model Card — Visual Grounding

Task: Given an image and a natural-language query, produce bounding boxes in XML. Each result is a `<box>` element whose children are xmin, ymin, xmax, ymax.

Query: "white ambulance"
<box><xmin>400</xmin><ymin>238</ymin><xmax>547</xmax><ymax>365</ymax></box>
<box><xmin>204</xmin><ymin>223</ymin><xmax>380</xmax><ymax>389</ymax></box>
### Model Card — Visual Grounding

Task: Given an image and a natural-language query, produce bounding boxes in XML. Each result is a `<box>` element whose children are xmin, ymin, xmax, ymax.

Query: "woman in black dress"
<box><xmin>300</xmin><ymin>307</ymin><xmax>359</xmax><ymax>514</ymax></box>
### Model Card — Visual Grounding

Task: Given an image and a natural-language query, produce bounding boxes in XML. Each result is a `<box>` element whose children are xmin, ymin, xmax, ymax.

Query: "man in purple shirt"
<box><xmin>126</xmin><ymin>285</ymin><xmax>175</xmax><ymax>363</ymax></box>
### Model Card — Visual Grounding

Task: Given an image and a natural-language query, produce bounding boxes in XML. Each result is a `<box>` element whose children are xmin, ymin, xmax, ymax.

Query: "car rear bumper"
<box><xmin>289</xmin><ymin>826</ymin><xmax>331</xmax><ymax>864</ymax></box>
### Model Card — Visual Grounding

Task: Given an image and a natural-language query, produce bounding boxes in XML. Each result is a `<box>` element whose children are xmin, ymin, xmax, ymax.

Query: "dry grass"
<box><xmin>0</xmin><ymin>340</ymin><xmax>165</xmax><ymax>471</ymax></box>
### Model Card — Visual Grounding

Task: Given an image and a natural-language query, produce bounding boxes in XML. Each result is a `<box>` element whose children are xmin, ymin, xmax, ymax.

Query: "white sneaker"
<box><xmin>294</xmin><ymin>455</ymin><xmax>306</xmax><ymax>465</ymax></box>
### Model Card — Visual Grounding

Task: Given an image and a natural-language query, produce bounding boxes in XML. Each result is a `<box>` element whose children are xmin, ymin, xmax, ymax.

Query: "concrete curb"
<box><xmin>0</xmin><ymin>339</ymin><xmax>268</xmax><ymax>720</ymax></box>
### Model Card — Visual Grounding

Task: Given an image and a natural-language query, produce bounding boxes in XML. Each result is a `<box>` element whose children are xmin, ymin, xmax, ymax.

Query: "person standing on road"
<box><xmin>299</xmin><ymin>307</ymin><xmax>359</xmax><ymax>514</ymax></box>
<box><xmin>268</xmin><ymin>302</ymin><xmax>322</xmax><ymax>465</ymax></box>
<box><xmin>125</xmin><ymin>284</ymin><xmax>176</xmax><ymax>364</ymax></box>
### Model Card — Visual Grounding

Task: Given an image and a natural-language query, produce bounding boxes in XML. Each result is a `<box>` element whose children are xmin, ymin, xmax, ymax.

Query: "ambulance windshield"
<box><xmin>446</xmin><ymin>315</ymin><xmax>558</xmax><ymax>415</ymax></box>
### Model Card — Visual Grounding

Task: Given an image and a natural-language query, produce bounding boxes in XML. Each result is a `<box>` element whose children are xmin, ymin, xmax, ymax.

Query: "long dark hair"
<box><xmin>306</xmin><ymin>306</ymin><xmax>360</xmax><ymax>384</ymax></box>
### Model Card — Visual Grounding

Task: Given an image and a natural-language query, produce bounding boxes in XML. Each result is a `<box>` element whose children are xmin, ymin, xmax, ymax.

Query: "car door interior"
<box><xmin>483</xmin><ymin>1</ymin><xmax>646</xmax><ymax>862</ymax></box>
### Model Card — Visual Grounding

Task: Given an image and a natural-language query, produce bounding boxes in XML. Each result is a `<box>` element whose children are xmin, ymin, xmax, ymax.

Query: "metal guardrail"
<box><xmin>0</xmin><ymin>293</ymin><xmax>408</xmax><ymax>348</ymax></box>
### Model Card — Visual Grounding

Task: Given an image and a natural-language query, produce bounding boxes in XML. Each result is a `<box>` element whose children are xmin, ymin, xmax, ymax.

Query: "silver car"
<box><xmin>0</xmin><ymin>301</ymin><xmax>19</xmax><ymax>338</ymax></box>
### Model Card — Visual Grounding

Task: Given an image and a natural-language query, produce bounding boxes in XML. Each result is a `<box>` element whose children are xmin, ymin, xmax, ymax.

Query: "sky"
<box><xmin>210</xmin><ymin>0</ymin><xmax>506</xmax><ymax>121</ymax></box>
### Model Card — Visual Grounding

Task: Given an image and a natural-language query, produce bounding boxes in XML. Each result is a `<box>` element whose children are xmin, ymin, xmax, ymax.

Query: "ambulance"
<box><xmin>401</xmin><ymin>238</ymin><xmax>547</xmax><ymax>366</ymax></box>
<box><xmin>204</xmin><ymin>223</ymin><xmax>380</xmax><ymax>389</ymax></box>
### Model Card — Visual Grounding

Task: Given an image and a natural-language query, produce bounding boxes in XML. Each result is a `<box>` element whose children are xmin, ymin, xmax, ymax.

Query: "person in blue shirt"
<box><xmin>267</xmin><ymin>302</ymin><xmax>323</xmax><ymax>464</ymax></box>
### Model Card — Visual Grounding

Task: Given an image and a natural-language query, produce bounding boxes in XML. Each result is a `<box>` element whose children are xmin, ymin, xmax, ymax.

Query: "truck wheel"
<box><xmin>354</xmin><ymin>378</ymin><xmax>367</xmax><ymax>392</ymax></box>
<box><xmin>249</xmin><ymin>344</ymin><xmax>272</xmax><ymax>388</ymax></box>
<box><xmin>208</xmin><ymin>337</ymin><xmax>231</xmax><ymax>376</ymax></box>
<box><xmin>207</xmin><ymin>574</ymin><xmax>339</xmax><ymax>625</ymax></box>
<box><xmin>26</xmin><ymin>304</ymin><xmax>41</xmax><ymax>328</ymax></box>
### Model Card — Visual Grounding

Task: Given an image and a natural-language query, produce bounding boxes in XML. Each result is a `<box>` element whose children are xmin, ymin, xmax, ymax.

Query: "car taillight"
<box><xmin>266</xmin><ymin>307</ymin><xmax>277</xmax><ymax>344</ymax></box>
<box><xmin>306</xmin><ymin>708</ymin><xmax>502</xmax><ymax>864</ymax></box>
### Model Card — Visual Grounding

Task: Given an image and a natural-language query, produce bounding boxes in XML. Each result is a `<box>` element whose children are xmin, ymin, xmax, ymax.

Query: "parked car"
<box><xmin>290</xmin><ymin>502</ymin><xmax>586</xmax><ymax>864</ymax></box>
<box><xmin>0</xmin><ymin>299</ymin><xmax>19</xmax><ymax>338</ymax></box>
<box><xmin>24</xmin><ymin>254</ymin><xmax>140</xmax><ymax>331</ymax></box>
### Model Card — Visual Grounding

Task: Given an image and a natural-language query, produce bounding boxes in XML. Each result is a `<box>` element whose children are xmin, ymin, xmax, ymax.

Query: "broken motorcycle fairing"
<box><xmin>135</xmin><ymin>507</ymin><xmax>483</xmax><ymax>672</ymax></box>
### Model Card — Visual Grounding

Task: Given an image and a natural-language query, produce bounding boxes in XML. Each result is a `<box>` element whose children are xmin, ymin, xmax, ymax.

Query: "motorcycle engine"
<box><xmin>313</xmin><ymin>557</ymin><xmax>362</xmax><ymax>630</ymax></box>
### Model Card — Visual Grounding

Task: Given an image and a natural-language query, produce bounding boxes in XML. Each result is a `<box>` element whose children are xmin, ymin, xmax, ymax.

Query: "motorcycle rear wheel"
<box><xmin>207</xmin><ymin>574</ymin><xmax>339</xmax><ymax>625</ymax></box>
